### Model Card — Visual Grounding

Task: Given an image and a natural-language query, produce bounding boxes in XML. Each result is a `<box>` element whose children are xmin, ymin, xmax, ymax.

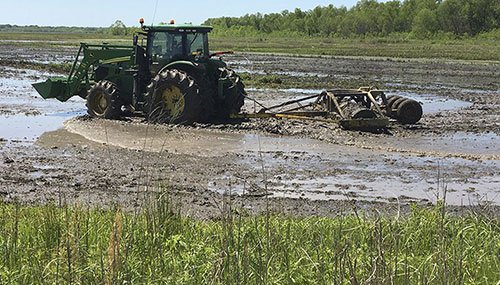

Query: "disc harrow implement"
<box><xmin>233</xmin><ymin>87</ymin><xmax>423</xmax><ymax>131</ymax></box>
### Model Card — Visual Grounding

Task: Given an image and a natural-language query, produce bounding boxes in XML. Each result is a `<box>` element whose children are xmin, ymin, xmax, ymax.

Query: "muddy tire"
<box><xmin>216</xmin><ymin>68</ymin><xmax>246</xmax><ymax>118</ymax></box>
<box><xmin>386</xmin><ymin>95</ymin><xmax>401</xmax><ymax>109</ymax></box>
<box><xmin>391</xmin><ymin>97</ymin><xmax>408</xmax><ymax>111</ymax></box>
<box><xmin>396</xmin><ymin>99</ymin><xmax>423</xmax><ymax>124</ymax></box>
<box><xmin>86</xmin><ymin>80</ymin><xmax>123</xmax><ymax>119</ymax></box>
<box><xmin>190</xmin><ymin>71</ymin><xmax>215</xmax><ymax>122</ymax></box>
<box><xmin>145</xmin><ymin>69</ymin><xmax>204</xmax><ymax>124</ymax></box>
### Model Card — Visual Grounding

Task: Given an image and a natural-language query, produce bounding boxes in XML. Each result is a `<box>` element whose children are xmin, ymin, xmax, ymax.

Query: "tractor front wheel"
<box><xmin>86</xmin><ymin>80</ymin><xmax>123</xmax><ymax>119</ymax></box>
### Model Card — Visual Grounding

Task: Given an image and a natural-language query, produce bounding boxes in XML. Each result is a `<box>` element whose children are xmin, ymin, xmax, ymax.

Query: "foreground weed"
<box><xmin>0</xmin><ymin>199</ymin><xmax>498</xmax><ymax>284</ymax></box>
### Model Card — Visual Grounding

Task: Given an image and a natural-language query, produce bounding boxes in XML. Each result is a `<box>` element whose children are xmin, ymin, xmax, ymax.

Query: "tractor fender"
<box><xmin>208</xmin><ymin>58</ymin><xmax>227</xmax><ymax>69</ymax></box>
<box><xmin>161</xmin><ymin>61</ymin><xmax>200</xmax><ymax>75</ymax></box>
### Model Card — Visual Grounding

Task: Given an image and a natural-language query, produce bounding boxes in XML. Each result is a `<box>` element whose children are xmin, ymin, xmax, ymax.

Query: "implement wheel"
<box><xmin>146</xmin><ymin>69</ymin><xmax>203</xmax><ymax>124</ymax></box>
<box><xmin>217</xmin><ymin>68</ymin><xmax>246</xmax><ymax>118</ymax></box>
<box><xmin>386</xmin><ymin>95</ymin><xmax>401</xmax><ymax>109</ymax></box>
<box><xmin>86</xmin><ymin>80</ymin><xmax>123</xmax><ymax>119</ymax></box>
<box><xmin>397</xmin><ymin>99</ymin><xmax>423</xmax><ymax>124</ymax></box>
<box><xmin>391</xmin><ymin>97</ymin><xmax>407</xmax><ymax>111</ymax></box>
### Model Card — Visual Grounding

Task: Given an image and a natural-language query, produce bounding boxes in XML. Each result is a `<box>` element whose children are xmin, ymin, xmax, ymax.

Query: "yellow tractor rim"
<box><xmin>162</xmin><ymin>85</ymin><xmax>185</xmax><ymax>119</ymax></box>
<box><xmin>93</xmin><ymin>91</ymin><xmax>108</xmax><ymax>115</ymax></box>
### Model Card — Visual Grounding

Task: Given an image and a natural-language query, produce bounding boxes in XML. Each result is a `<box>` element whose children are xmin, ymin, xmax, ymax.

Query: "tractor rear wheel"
<box><xmin>217</xmin><ymin>68</ymin><xmax>246</xmax><ymax>118</ymax></box>
<box><xmin>86</xmin><ymin>80</ymin><xmax>123</xmax><ymax>119</ymax></box>
<box><xmin>145</xmin><ymin>69</ymin><xmax>203</xmax><ymax>124</ymax></box>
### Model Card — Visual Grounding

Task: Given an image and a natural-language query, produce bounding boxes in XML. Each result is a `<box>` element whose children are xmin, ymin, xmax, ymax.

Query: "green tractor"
<box><xmin>32</xmin><ymin>20</ymin><xmax>246</xmax><ymax>124</ymax></box>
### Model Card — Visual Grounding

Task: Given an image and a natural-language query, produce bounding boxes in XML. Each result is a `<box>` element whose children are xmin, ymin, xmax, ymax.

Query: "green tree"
<box><xmin>466</xmin><ymin>0</ymin><xmax>499</xmax><ymax>35</ymax></box>
<box><xmin>438</xmin><ymin>0</ymin><xmax>470</xmax><ymax>35</ymax></box>
<box><xmin>203</xmin><ymin>0</ymin><xmax>500</xmax><ymax>38</ymax></box>
<box><xmin>379</xmin><ymin>1</ymin><xmax>402</xmax><ymax>35</ymax></box>
<box><xmin>412</xmin><ymin>8</ymin><xmax>438</xmax><ymax>38</ymax></box>
<box><xmin>110</xmin><ymin>20</ymin><xmax>127</xmax><ymax>36</ymax></box>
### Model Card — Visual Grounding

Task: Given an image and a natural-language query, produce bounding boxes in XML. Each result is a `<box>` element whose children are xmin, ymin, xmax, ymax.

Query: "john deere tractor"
<box><xmin>32</xmin><ymin>20</ymin><xmax>246</xmax><ymax>124</ymax></box>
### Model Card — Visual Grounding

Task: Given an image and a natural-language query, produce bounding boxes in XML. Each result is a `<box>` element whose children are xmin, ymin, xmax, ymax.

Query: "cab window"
<box><xmin>186</xmin><ymin>33</ymin><xmax>206</xmax><ymax>56</ymax></box>
<box><xmin>149</xmin><ymin>32</ymin><xmax>184</xmax><ymax>61</ymax></box>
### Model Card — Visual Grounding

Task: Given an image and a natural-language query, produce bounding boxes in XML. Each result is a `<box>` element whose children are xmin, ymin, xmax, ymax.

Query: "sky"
<box><xmin>0</xmin><ymin>0</ymin><xmax>361</xmax><ymax>27</ymax></box>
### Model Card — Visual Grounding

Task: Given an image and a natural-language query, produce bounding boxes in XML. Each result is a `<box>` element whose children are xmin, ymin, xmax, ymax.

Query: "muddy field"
<box><xmin>0</xmin><ymin>44</ymin><xmax>499</xmax><ymax>218</ymax></box>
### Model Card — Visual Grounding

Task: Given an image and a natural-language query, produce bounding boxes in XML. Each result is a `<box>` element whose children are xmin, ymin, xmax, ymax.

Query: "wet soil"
<box><xmin>0</xmin><ymin>46</ymin><xmax>499</xmax><ymax>218</ymax></box>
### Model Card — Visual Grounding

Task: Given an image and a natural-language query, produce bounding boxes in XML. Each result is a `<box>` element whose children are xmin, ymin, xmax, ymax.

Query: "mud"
<box><xmin>0</xmin><ymin>46</ymin><xmax>499</xmax><ymax>218</ymax></box>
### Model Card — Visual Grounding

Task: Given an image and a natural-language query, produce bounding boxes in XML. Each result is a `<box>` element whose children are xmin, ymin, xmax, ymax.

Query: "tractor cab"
<box><xmin>140</xmin><ymin>23</ymin><xmax>213</xmax><ymax>74</ymax></box>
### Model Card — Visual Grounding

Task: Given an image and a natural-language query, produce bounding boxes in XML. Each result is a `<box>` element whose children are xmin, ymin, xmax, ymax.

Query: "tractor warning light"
<box><xmin>170</xmin><ymin>19</ymin><xmax>175</xmax><ymax>24</ymax></box>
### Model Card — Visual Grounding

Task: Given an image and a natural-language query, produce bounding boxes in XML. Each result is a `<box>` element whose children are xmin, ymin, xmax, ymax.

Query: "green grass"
<box><xmin>210</xmin><ymin>36</ymin><xmax>499</xmax><ymax>61</ymax></box>
<box><xmin>0</xmin><ymin>32</ymin><xmax>129</xmax><ymax>47</ymax></box>
<box><xmin>0</xmin><ymin>195</ymin><xmax>498</xmax><ymax>284</ymax></box>
<box><xmin>0</xmin><ymin>32</ymin><xmax>498</xmax><ymax>61</ymax></box>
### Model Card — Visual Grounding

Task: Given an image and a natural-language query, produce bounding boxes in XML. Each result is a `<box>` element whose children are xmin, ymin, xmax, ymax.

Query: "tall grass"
<box><xmin>0</xmin><ymin>196</ymin><xmax>498</xmax><ymax>284</ymax></box>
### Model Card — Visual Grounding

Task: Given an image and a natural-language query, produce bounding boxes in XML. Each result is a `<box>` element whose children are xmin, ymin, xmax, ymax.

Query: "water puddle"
<box><xmin>63</xmin><ymin>118</ymin><xmax>352</xmax><ymax>156</ymax></box>
<box><xmin>0</xmin><ymin>66</ymin><xmax>63</xmax><ymax>81</ymax></box>
<box><xmin>0</xmin><ymin>111</ymin><xmax>84</xmax><ymax>144</ymax></box>
<box><xmin>386</xmin><ymin>82</ymin><xmax>500</xmax><ymax>96</ymax></box>
<box><xmin>206</xmin><ymin>150</ymin><xmax>499</xmax><ymax>206</ymax></box>
<box><xmin>0</xmin><ymin>68</ymin><xmax>85</xmax><ymax>143</ymax></box>
<box><xmin>358</xmin><ymin>132</ymin><xmax>499</xmax><ymax>159</ymax></box>
<box><xmin>246</xmin><ymin>87</ymin><xmax>324</xmax><ymax>95</ymax></box>
<box><xmin>207</xmin><ymin>151</ymin><xmax>500</xmax><ymax>206</ymax></box>
<box><xmin>385</xmin><ymin>91</ymin><xmax>473</xmax><ymax>113</ymax></box>
<box><xmin>280</xmin><ymin>88</ymin><xmax>324</xmax><ymax>94</ymax></box>
<box><xmin>234</xmin><ymin>67</ymin><xmax>329</xmax><ymax>78</ymax></box>
<box><xmin>269</xmin><ymin>175</ymin><xmax>500</xmax><ymax>206</ymax></box>
<box><xmin>0</xmin><ymin>40</ymin><xmax>70</xmax><ymax>44</ymax></box>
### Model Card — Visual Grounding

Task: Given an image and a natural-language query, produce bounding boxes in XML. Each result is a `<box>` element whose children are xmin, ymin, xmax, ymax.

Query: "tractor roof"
<box><xmin>143</xmin><ymin>24</ymin><xmax>213</xmax><ymax>33</ymax></box>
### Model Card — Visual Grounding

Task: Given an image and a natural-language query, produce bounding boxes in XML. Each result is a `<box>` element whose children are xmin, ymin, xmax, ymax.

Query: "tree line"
<box><xmin>2</xmin><ymin>0</ymin><xmax>498</xmax><ymax>39</ymax></box>
<box><xmin>0</xmin><ymin>24</ymin><xmax>107</xmax><ymax>34</ymax></box>
<box><xmin>0</xmin><ymin>22</ymin><xmax>136</xmax><ymax>36</ymax></box>
<box><xmin>204</xmin><ymin>0</ymin><xmax>499</xmax><ymax>38</ymax></box>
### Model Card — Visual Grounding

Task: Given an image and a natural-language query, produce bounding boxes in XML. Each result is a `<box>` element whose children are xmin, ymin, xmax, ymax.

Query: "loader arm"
<box><xmin>32</xmin><ymin>43</ymin><xmax>134</xmax><ymax>102</ymax></box>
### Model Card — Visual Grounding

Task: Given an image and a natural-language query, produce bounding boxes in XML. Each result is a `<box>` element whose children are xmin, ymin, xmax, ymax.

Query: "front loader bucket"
<box><xmin>32</xmin><ymin>77</ymin><xmax>72</xmax><ymax>102</ymax></box>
